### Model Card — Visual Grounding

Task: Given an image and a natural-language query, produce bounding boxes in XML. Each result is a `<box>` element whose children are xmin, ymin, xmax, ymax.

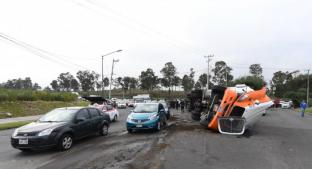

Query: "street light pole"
<box><xmin>109</xmin><ymin>59</ymin><xmax>119</xmax><ymax>99</ymax></box>
<box><xmin>204</xmin><ymin>55</ymin><xmax>214</xmax><ymax>90</ymax></box>
<box><xmin>101</xmin><ymin>56</ymin><xmax>104</xmax><ymax>97</ymax></box>
<box><xmin>101</xmin><ymin>50</ymin><xmax>122</xmax><ymax>98</ymax></box>
<box><xmin>306</xmin><ymin>69</ymin><xmax>310</xmax><ymax>106</ymax></box>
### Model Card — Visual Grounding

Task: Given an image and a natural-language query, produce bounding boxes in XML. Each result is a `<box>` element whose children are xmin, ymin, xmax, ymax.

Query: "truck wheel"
<box><xmin>192</xmin><ymin>113</ymin><xmax>200</xmax><ymax>121</ymax></box>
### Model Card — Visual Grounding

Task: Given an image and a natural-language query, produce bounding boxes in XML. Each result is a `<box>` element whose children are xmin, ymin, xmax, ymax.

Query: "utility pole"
<box><xmin>225</xmin><ymin>70</ymin><xmax>228</xmax><ymax>87</ymax></box>
<box><xmin>101</xmin><ymin>50</ymin><xmax>122</xmax><ymax>98</ymax></box>
<box><xmin>101</xmin><ymin>56</ymin><xmax>104</xmax><ymax>97</ymax></box>
<box><xmin>306</xmin><ymin>69</ymin><xmax>310</xmax><ymax>106</ymax></box>
<box><xmin>204</xmin><ymin>55</ymin><xmax>214</xmax><ymax>90</ymax></box>
<box><xmin>109</xmin><ymin>59</ymin><xmax>119</xmax><ymax>99</ymax></box>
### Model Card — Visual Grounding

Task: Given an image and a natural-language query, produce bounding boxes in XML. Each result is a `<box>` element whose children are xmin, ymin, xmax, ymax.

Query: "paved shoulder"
<box><xmin>0</xmin><ymin>115</ymin><xmax>41</xmax><ymax>124</ymax></box>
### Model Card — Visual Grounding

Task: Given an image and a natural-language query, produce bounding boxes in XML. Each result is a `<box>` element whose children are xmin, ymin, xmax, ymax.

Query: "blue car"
<box><xmin>126</xmin><ymin>103</ymin><xmax>167</xmax><ymax>133</ymax></box>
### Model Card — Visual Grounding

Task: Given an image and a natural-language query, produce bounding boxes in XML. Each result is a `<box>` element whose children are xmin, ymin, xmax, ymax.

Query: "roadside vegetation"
<box><xmin>0</xmin><ymin>101</ymin><xmax>88</xmax><ymax>118</ymax></box>
<box><xmin>0</xmin><ymin>88</ymin><xmax>77</xmax><ymax>102</ymax></box>
<box><xmin>0</xmin><ymin>121</ymin><xmax>31</xmax><ymax>130</ymax></box>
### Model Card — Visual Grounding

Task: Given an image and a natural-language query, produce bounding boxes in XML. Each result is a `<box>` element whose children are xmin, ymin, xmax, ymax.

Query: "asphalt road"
<box><xmin>0</xmin><ymin>108</ymin><xmax>312</xmax><ymax>169</ymax></box>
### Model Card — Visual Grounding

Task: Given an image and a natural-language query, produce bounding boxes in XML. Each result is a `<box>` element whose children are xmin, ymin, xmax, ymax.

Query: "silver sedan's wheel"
<box><xmin>58</xmin><ymin>134</ymin><xmax>73</xmax><ymax>151</ymax></box>
<box><xmin>63</xmin><ymin>136</ymin><xmax>73</xmax><ymax>149</ymax></box>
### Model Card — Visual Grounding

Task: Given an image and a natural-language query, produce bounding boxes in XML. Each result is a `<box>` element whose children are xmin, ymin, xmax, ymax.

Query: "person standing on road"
<box><xmin>175</xmin><ymin>100</ymin><xmax>179</xmax><ymax>110</ymax></box>
<box><xmin>180</xmin><ymin>100</ymin><xmax>185</xmax><ymax>112</ymax></box>
<box><xmin>300</xmin><ymin>100</ymin><xmax>307</xmax><ymax>117</ymax></box>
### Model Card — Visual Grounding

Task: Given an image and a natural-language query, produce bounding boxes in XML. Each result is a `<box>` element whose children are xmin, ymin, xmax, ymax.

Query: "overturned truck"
<box><xmin>188</xmin><ymin>84</ymin><xmax>273</xmax><ymax>135</ymax></box>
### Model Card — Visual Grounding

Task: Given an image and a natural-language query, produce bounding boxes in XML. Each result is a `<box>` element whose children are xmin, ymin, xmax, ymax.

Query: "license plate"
<box><xmin>19</xmin><ymin>139</ymin><xmax>28</xmax><ymax>145</ymax></box>
<box><xmin>136</xmin><ymin>124</ymin><xmax>143</xmax><ymax>128</ymax></box>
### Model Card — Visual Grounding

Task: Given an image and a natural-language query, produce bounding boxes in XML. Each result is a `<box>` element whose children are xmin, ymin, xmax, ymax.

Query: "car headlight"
<box><xmin>12</xmin><ymin>129</ymin><xmax>19</xmax><ymax>137</ymax></box>
<box><xmin>127</xmin><ymin>115</ymin><xmax>133</xmax><ymax>122</ymax></box>
<box><xmin>38</xmin><ymin>128</ymin><xmax>54</xmax><ymax>136</ymax></box>
<box><xmin>149</xmin><ymin>114</ymin><xmax>158</xmax><ymax>120</ymax></box>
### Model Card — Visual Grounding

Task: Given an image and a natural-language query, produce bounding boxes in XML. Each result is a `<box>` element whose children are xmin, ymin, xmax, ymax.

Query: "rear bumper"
<box><xmin>11</xmin><ymin>135</ymin><xmax>58</xmax><ymax>150</ymax></box>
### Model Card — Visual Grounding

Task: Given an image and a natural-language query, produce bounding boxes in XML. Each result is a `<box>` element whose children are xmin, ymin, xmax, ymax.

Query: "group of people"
<box><xmin>171</xmin><ymin>99</ymin><xmax>187</xmax><ymax>112</ymax></box>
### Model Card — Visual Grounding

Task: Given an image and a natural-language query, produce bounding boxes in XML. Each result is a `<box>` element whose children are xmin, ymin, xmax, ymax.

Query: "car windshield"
<box><xmin>135</xmin><ymin>99</ymin><xmax>144</xmax><ymax>103</ymax></box>
<box><xmin>134</xmin><ymin>104</ymin><xmax>158</xmax><ymax>113</ymax></box>
<box><xmin>39</xmin><ymin>108</ymin><xmax>78</xmax><ymax>122</ymax></box>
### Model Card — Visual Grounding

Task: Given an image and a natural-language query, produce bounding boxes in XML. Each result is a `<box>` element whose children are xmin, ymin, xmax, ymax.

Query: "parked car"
<box><xmin>11</xmin><ymin>107</ymin><xmax>110</xmax><ymax>151</ymax></box>
<box><xmin>117</xmin><ymin>101</ymin><xmax>127</xmax><ymax>109</ymax></box>
<box><xmin>281</xmin><ymin>101</ymin><xmax>292</xmax><ymax>109</ymax></box>
<box><xmin>126</xmin><ymin>103</ymin><xmax>167</xmax><ymax>133</ymax></box>
<box><xmin>128</xmin><ymin>100</ymin><xmax>135</xmax><ymax>107</ymax></box>
<box><xmin>103</xmin><ymin>104</ymin><xmax>120</xmax><ymax>122</ymax></box>
<box><xmin>159</xmin><ymin>101</ymin><xmax>171</xmax><ymax>119</ymax></box>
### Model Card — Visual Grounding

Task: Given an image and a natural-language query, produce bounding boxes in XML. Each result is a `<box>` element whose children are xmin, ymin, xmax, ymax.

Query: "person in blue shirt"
<box><xmin>300</xmin><ymin>100</ymin><xmax>308</xmax><ymax>117</ymax></box>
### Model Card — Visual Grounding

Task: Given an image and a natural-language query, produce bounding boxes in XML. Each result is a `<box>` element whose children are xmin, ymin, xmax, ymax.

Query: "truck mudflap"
<box><xmin>218</xmin><ymin>117</ymin><xmax>246</xmax><ymax>135</ymax></box>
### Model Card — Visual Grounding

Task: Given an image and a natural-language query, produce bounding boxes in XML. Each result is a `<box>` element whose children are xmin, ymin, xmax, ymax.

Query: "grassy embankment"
<box><xmin>0</xmin><ymin>121</ymin><xmax>32</xmax><ymax>130</ymax></box>
<box><xmin>0</xmin><ymin>101</ymin><xmax>88</xmax><ymax>118</ymax></box>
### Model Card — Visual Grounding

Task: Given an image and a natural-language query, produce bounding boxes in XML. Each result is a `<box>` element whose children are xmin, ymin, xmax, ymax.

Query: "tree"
<box><xmin>23</xmin><ymin>77</ymin><xmax>33</xmax><ymax>89</ymax></box>
<box><xmin>249</xmin><ymin>64</ymin><xmax>263</xmax><ymax>78</ymax></box>
<box><xmin>172</xmin><ymin>76</ymin><xmax>181</xmax><ymax>91</ymax></box>
<box><xmin>129</xmin><ymin>77</ymin><xmax>138</xmax><ymax>93</ymax></box>
<box><xmin>3</xmin><ymin>77</ymin><xmax>34</xmax><ymax>89</ymax></box>
<box><xmin>57</xmin><ymin>72</ymin><xmax>74</xmax><ymax>91</ymax></box>
<box><xmin>270</xmin><ymin>71</ymin><xmax>288</xmax><ymax>97</ymax></box>
<box><xmin>70</xmin><ymin>79</ymin><xmax>79</xmax><ymax>91</ymax></box>
<box><xmin>198</xmin><ymin>73</ymin><xmax>208</xmax><ymax>89</ymax></box>
<box><xmin>123</xmin><ymin>76</ymin><xmax>132</xmax><ymax>91</ymax></box>
<box><xmin>160</xmin><ymin>78</ymin><xmax>170</xmax><ymax>89</ymax></box>
<box><xmin>139</xmin><ymin>68</ymin><xmax>158</xmax><ymax>91</ymax></box>
<box><xmin>212</xmin><ymin>61</ymin><xmax>233</xmax><ymax>86</ymax></box>
<box><xmin>181</xmin><ymin>75</ymin><xmax>192</xmax><ymax>92</ymax></box>
<box><xmin>103</xmin><ymin>77</ymin><xmax>109</xmax><ymax>88</ymax></box>
<box><xmin>194</xmin><ymin>81</ymin><xmax>201</xmax><ymax>90</ymax></box>
<box><xmin>233</xmin><ymin>76</ymin><xmax>266</xmax><ymax>90</ymax></box>
<box><xmin>160</xmin><ymin>62</ymin><xmax>177</xmax><ymax>94</ymax></box>
<box><xmin>181</xmin><ymin>68</ymin><xmax>196</xmax><ymax>92</ymax></box>
<box><xmin>43</xmin><ymin>86</ymin><xmax>52</xmax><ymax>91</ymax></box>
<box><xmin>50</xmin><ymin>80</ymin><xmax>60</xmax><ymax>91</ymax></box>
<box><xmin>32</xmin><ymin>83</ymin><xmax>41</xmax><ymax>90</ymax></box>
<box><xmin>76</xmin><ymin>70</ymin><xmax>99</xmax><ymax>92</ymax></box>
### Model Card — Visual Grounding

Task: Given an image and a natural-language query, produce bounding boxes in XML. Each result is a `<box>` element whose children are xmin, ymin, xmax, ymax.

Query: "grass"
<box><xmin>0</xmin><ymin>101</ymin><xmax>89</xmax><ymax>118</ymax></box>
<box><xmin>0</xmin><ymin>121</ymin><xmax>31</xmax><ymax>130</ymax></box>
<box><xmin>307</xmin><ymin>108</ymin><xmax>312</xmax><ymax>114</ymax></box>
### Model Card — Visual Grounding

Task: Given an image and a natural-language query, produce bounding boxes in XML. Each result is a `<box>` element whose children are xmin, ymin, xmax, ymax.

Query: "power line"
<box><xmin>85</xmin><ymin>0</ymin><xmax>205</xmax><ymax>53</ymax></box>
<box><xmin>70</xmin><ymin>0</ymin><xmax>207</xmax><ymax>55</ymax></box>
<box><xmin>0</xmin><ymin>33</ymin><xmax>91</xmax><ymax>70</ymax></box>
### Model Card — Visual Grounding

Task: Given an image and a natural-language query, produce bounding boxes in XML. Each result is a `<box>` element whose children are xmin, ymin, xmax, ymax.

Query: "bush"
<box><xmin>233</xmin><ymin>76</ymin><xmax>266</xmax><ymax>90</ymax></box>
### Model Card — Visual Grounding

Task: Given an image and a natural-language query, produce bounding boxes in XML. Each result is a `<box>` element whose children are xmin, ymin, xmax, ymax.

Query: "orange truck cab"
<box><xmin>200</xmin><ymin>84</ymin><xmax>273</xmax><ymax>135</ymax></box>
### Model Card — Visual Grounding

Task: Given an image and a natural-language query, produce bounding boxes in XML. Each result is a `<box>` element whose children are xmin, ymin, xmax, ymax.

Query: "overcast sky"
<box><xmin>0</xmin><ymin>0</ymin><xmax>311</xmax><ymax>87</ymax></box>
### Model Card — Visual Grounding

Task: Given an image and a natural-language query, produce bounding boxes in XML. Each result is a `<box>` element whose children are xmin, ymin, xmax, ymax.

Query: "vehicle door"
<box><xmin>74</xmin><ymin>109</ymin><xmax>92</xmax><ymax>139</ymax></box>
<box><xmin>88</xmin><ymin>108</ymin><xmax>102</xmax><ymax>132</ymax></box>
